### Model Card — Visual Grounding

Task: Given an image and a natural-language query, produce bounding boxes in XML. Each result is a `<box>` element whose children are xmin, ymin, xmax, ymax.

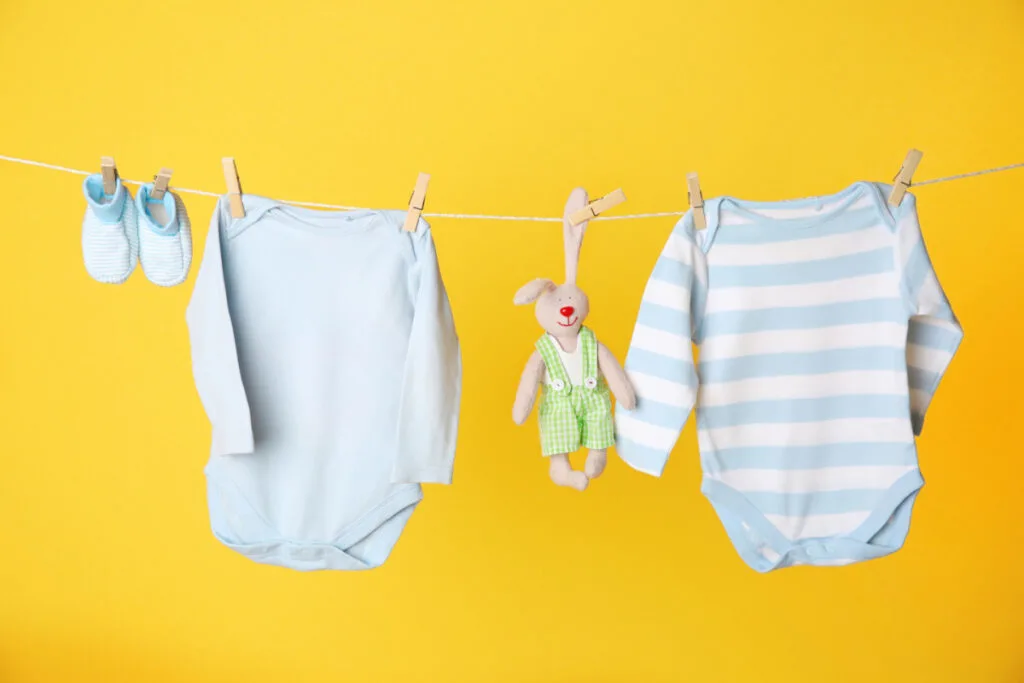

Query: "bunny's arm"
<box><xmin>513</xmin><ymin>350</ymin><xmax>546</xmax><ymax>425</ymax></box>
<box><xmin>598</xmin><ymin>342</ymin><xmax>636</xmax><ymax>410</ymax></box>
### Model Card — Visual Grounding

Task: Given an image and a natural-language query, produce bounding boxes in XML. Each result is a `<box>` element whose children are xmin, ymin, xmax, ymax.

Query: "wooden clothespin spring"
<box><xmin>888</xmin><ymin>149</ymin><xmax>923</xmax><ymax>207</ymax></box>
<box><xmin>151</xmin><ymin>168</ymin><xmax>173</xmax><ymax>200</ymax></box>
<box><xmin>567</xmin><ymin>188</ymin><xmax>627</xmax><ymax>226</ymax></box>
<box><xmin>402</xmin><ymin>173</ymin><xmax>430</xmax><ymax>232</ymax></box>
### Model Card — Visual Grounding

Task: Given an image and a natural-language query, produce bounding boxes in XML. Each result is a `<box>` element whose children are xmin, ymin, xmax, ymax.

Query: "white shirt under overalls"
<box><xmin>543</xmin><ymin>333</ymin><xmax>584</xmax><ymax>387</ymax></box>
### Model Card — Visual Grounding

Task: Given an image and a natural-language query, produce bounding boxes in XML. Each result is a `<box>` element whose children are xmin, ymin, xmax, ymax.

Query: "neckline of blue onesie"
<box><xmin>699</xmin><ymin>180</ymin><xmax>896</xmax><ymax>250</ymax></box>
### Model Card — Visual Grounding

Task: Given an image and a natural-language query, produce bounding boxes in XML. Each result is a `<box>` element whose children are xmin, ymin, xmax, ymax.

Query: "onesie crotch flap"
<box><xmin>701</xmin><ymin>468</ymin><xmax>925</xmax><ymax>572</ymax></box>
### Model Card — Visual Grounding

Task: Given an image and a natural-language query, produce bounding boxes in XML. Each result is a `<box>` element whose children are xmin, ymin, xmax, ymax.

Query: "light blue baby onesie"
<box><xmin>615</xmin><ymin>182</ymin><xmax>961</xmax><ymax>572</ymax></box>
<box><xmin>186</xmin><ymin>196</ymin><xmax>461</xmax><ymax>571</ymax></box>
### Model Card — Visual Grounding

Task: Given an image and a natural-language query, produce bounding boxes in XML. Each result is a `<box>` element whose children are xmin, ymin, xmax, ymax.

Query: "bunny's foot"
<box><xmin>584</xmin><ymin>448</ymin><xmax>608</xmax><ymax>479</ymax></box>
<box><xmin>549</xmin><ymin>453</ymin><xmax>589</xmax><ymax>491</ymax></box>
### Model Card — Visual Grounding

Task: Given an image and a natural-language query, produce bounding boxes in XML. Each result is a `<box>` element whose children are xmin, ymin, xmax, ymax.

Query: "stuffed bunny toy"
<box><xmin>512</xmin><ymin>188</ymin><xmax>636</xmax><ymax>491</ymax></box>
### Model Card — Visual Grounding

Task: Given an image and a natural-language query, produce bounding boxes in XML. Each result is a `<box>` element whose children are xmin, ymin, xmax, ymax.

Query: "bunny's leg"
<box><xmin>549</xmin><ymin>454</ymin><xmax>589</xmax><ymax>491</ymax></box>
<box><xmin>584</xmin><ymin>449</ymin><xmax>607</xmax><ymax>479</ymax></box>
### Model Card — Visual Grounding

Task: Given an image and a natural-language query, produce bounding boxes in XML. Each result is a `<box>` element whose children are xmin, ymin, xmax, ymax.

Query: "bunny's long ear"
<box><xmin>563</xmin><ymin>188</ymin><xmax>589</xmax><ymax>285</ymax></box>
<box><xmin>514</xmin><ymin>279</ymin><xmax>556</xmax><ymax>305</ymax></box>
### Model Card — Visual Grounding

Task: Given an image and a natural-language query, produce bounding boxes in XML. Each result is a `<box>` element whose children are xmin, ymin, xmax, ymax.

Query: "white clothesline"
<box><xmin>1</xmin><ymin>153</ymin><xmax>1022</xmax><ymax>223</ymax></box>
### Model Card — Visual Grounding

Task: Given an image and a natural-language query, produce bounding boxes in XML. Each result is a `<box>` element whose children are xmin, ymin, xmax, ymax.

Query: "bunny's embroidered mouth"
<box><xmin>557</xmin><ymin>317</ymin><xmax>578</xmax><ymax>327</ymax></box>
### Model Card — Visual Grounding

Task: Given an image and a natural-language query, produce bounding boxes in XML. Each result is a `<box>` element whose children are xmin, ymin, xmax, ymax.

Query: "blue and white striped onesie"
<box><xmin>614</xmin><ymin>181</ymin><xmax>961</xmax><ymax>572</ymax></box>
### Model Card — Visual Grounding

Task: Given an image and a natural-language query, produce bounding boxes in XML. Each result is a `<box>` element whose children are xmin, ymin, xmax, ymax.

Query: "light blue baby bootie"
<box><xmin>136</xmin><ymin>183</ymin><xmax>192</xmax><ymax>287</ymax></box>
<box><xmin>81</xmin><ymin>174</ymin><xmax>138</xmax><ymax>284</ymax></box>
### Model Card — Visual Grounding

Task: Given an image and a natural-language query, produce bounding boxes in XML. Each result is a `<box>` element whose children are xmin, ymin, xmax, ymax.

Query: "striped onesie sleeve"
<box><xmin>614</xmin><ymin>220</ymin><xmax>707</xmax><ymax>476</ymax></box>
<box><xmin>614</xmin><ymin>181</ymin><xmax>962</xmax><ymax>572</ymax></box>
<box><xmin>895</xmin><ymin>194</ymin><xmax>963</xmax><ymax>435</ymax></box>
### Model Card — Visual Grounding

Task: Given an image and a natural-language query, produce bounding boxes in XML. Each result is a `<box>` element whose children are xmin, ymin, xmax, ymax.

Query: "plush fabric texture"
<box><xmin>81</xmin><ymin>174</ymin><xmax>138</xmax><ymax>284</ymax></box>
<box><xmin>536</xmin><ymin>327</ymin><xmax>613</xmax><ymax>456</ymax></box>
<box><xmin>186</xmin><ymin>195</ymin><xmax>461</xmax><ymax>571</ymax></box>
<box><xmin>137</xmin><ymin>183</ymin><xmax>192</xmax><ymax>287</ymax></box>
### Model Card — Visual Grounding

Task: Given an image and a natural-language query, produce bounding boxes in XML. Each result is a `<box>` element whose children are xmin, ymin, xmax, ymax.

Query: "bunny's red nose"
<box><xmin>560</xmin><ymin>306</ymin><xmax>576</xmax><ymax>318</ymax></box>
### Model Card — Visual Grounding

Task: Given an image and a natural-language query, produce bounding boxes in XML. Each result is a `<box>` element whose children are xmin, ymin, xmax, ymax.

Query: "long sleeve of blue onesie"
<box><xmin>393</xmin><ymin>221</ymin><xmax>462</xmax><ymax>483</ymax></box>
<box><xmin>185</xmin><ymin>199</ymin><xmax>254</xmax><ymax>459</ymax></box>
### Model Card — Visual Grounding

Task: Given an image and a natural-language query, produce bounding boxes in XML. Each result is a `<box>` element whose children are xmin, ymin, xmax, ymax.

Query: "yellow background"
<box><xmin>1</xmin><ymin>0</ymin><xmax>1022</xmax><ymax>680</ymax></box>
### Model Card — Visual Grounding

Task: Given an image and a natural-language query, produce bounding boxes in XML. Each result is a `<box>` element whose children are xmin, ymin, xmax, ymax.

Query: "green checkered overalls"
<box><xmin>536</xmin><ymin>327</ymin><xmax>615</xmax><ymax>456</ymax></box>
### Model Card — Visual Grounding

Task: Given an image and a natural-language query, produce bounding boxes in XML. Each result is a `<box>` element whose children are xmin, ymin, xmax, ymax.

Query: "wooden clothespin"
<box><xmin>151</xmin><ymin>168</ymin><xmax>173</xmax><ymax>200</ymax></box>
<box><xmin>567</xmin><ymin>188</ymin><xmax>627</xmax><ymax>226</ymax></box>
<box><xmin>402</xmin><ymin>173</ymin><xmax>430</xmax><ymax>232</ymax></box>
<box><xmin>222</xmin><ymin>157</ymin><xmax>245</xmax><ymax>218</ymax></box>
<box><xmin>101</xmin><ymin>156</ymin><xmax>117</xmax><ymax>195</ymax></box>
<box><xmin>687</xmin><ymin>173</ymin><xmax>706</xmax><ymax>229</ymax></box>
<box><xmin>888</xmin><ymin>149</ymin><xmax>923</xmax><ymax>206</ymax></box>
